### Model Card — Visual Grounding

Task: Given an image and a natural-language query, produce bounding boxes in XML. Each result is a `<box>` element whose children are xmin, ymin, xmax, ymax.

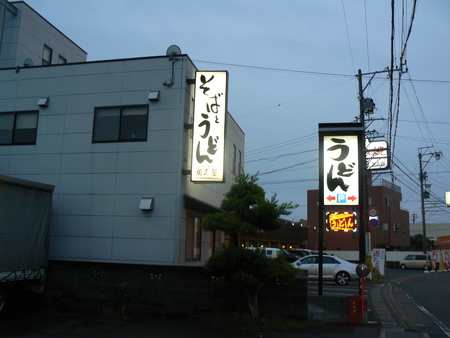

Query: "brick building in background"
<box><xmin>307</xmin><ymin>179</ymin><xmax>410</xmax><ymax>252</ymax></box>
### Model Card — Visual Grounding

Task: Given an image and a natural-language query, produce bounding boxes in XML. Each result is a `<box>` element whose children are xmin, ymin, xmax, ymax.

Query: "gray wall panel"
<box><xmin>57</xmin><ymin>194</ymin><xmax>116</xmax><ymax>216</ymax></box>
<box><xmin>68</xmin><ymin>73</ymin><xmax>124</xmax><ymax>95</ymax></box>
<box><xmin>114</xmin><ymin>173</ymin><xmax>177</xmax><ymax>195</ymax></box>
<box><xmin>53</xmin><ymin>236</ymin><xmax>113</xmax><ymax>261</ymax></box>
<box><xmin>9</xmin><ymin>154</ymin><xmax>62</xmax><ymax>173</ymax></box>
<box><xmin>58</xmin><ymin>173</ymin><xmax>117</xmax><ymax>194</ymax></box>
<box><xmin>116</xmin><ymin>151</ymin><xmax>177</xmax><ymax>173</ymax></box>
<box><xmin>60</xmin><ymin>153</ymin><xmax>118</xmax><ymax>174</ymax></box>
<box><xmin>113</xmin><ymin>194</ymin><xmax>177</xmax><ymax>217</ymax></box>
<box><xmin>111</xmin><ymin>238</ymin><xmax>174</xmax><ymax>264</ymax></box>
<box><xmin>54</xmin><ymin>215</ymin><xmax>114</xmax><ymax>237</ymax></box>
<box><xmin>113</xmin><ymin>216</ymin><xmax>175</xmax><ymax>240</ymax></box>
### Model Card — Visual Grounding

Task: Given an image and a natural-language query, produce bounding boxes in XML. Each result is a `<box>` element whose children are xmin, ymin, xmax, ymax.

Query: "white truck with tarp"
<box><xmin>0</xmin><ymin>175</ymin><xmax>54</xmax><ymax>313</ymax></box>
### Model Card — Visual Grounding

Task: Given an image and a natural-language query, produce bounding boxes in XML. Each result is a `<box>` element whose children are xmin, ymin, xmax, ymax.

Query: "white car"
<box><xmin>292</xmin><ymin>254</ymin><xmax>359</xmax><ymax>285</ymax></box>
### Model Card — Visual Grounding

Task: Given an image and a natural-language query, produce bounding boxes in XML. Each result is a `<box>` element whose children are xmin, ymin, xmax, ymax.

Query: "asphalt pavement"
<box><xmin>1</xmin><ymin>268</ymin><xmax>449</xmax><ymax>337</ymax></box>
<box><xmin>370</xmin><ymin>269</ymin><xmax>450</xmax><ymax>338</ymax></box>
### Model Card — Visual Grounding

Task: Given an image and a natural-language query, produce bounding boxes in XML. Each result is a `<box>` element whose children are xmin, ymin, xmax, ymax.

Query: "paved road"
<box><xmin>402</xmin><ymin>271</ymin><xmax>450</xmax><ymax>335</ymax></box>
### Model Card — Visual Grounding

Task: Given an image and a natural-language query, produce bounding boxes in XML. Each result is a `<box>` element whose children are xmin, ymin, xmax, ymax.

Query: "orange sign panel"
<box><xmin>327</xmin><ymin>212</ymin><xmax>357</xmax><ymax>232</ymax></box>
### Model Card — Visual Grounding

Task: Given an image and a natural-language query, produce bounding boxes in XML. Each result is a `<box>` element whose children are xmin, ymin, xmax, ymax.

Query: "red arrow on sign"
<box><xmin>326</xmin><ymin>195</ymin><xmax>336</xmax><ymax>202</ymax></box>
<box><xmin>348</xmin><ymin>195</ymin><xmax>357</xmax><ymax>202</ymax></box>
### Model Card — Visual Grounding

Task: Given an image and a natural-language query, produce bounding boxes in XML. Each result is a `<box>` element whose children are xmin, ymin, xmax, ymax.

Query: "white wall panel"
<box><xmin>66</xmin><ymin>92</ymin><xmax>122</xmax><ymax>113</ymax></box>
<box><xmin>112</xmin><ymin>216</ymin><xmax>175</xmax><ymax>239</ymax></box>
<box><xmin>58</xmin><ymin>173</ymin><xmax>117</xmax><ymax>194</ymax></box>
<box><xmin>116</xmin><ymin>151</ymin><xmax>177</xmax><ymax>173</ymax></box>
<box><xmin>113</xmin><ymin>194</ymin><xmax>177</xmax><ymax>217</ymax></box>
<box><xmin>53</xmin><ymin>236</ymin><xmax>113</xmax><ymax>261</ymax></box>
<box><xmin>54</xmin><ymin>215</ymin><xmax>114</xmax><ymax>237</ymax></box>
<box><xmin>68</xmin><ymin>73</ymin><xmax>124</xmax><ymax>95</ymax></box>
<box><xmin>114</xmin><ymin>173</ymin><xmax>177</xmax><ymax>195</ymax></box>
<box><xmin>9</xmin><ymin>154</ymin><xmax>62</xmax><ymax>173</ymax></box>
<box><xmin>112</xmin><ymin>238</ymin><xmax>174</xmax><ymax>264</ymax></box>
<box><xmin>60</xmin><ymin>153</ymin><xmax>118</xmax><ymax>174</ymax></box>
<box><xmin>63</xmin><ymin>113</ymin><xmax>93</xmax><ymax>134</ymax></box>
<box><xmin>17</xmin><ymin>77</ymin><xmax>69</xmax><ymax>97</ymax></box>
<box><xmin>57</xmin><ymin>194</ymin><xmax>116</xmax><ymax>216</ymax></box>
<box><xmin>34</xmin><ymin>134</ymin><xmax>64</xmax><ymax>154</ymax></box>
<box><xmin>38</xmin><ymin>115</ymin><xmax>65</xmax><ymax>135</ymax></box>
<box><xmin>117</xmin><ymin>130</ymin><xmax>180</xmax><ymax>152</ymax></box>
<box><xmin>62</xmin><ymin>133</ymin><xmax>114</xmax><ymax>154</ymax></box>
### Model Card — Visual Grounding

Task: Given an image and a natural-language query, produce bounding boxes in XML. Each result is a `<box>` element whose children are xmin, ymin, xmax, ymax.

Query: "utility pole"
<box><xmin>418</xmin><ymin>147</ymin><xmax>442</xmax><ymax>254</ymax></box>
<box><xmin>356</xmin><ymin>67</ymin><xmax>403</xmax><ymax>263</ymax></box>
<box><xmin>357</xmin><ymin>69</ymin><xmax>367</xmax><ymax>264</ymax></box>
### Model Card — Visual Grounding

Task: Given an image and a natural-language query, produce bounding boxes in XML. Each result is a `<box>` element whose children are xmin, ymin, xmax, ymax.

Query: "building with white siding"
<box><xmin>0</xmin><ymin>1</ymin><xmax>245</xmax><ymax>267</ymax></box>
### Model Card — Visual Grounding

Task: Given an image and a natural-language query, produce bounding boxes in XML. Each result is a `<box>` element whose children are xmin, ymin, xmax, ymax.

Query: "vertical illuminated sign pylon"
<box><xmin>191</xmin><ymin>71</ymin><xmax>228</xmax><ymax>182</ymax></box>
<box><xmin>318</xmin><ymin>123</ymin><xmax>364</xmax><ymax>295</ymax></box>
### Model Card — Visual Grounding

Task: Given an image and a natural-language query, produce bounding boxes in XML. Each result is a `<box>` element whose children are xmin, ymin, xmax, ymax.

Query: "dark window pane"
<box><xmin>14</xmin><ymin>113</ymin><xmax>38</xmax><ymax>144</ymax></box>
<box><xmin>120</xmin><ymin>106</ymin><xmax>148</xmax><ymax>141</ymax></box>
<box><xmin>0</xmin><ymin>114</ymin><xmax>14</xmax><ymax>144</ymax></box>
<box><xmin>93</xmin><ymin>108</ymin><xmax>120</xmax><ymax>142</ymax></box>
<box><xmin>58</xmin><ymin>55</ymin><xmax>67</xmax><ymax>64</ymax></box>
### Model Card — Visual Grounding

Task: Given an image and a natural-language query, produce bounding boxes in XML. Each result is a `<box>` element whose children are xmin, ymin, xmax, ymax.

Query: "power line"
<box><xmin>193</xmin><ymin>59</ymin><xmax>353</xmax><ymax>78</ymax></box>
<box><xmin>246</xmin><ymin>149</ymin><xmax>316</xmax><ymax>163</ymax></box>
<box><xmin>193</xmin><ymin>59</ymin><xmax>450</xmax><ymax>84</ymax></box>
<box><xmin>258</xmin><ymin>159</ymin><xmax>318</xmax><ymax>176</ymax></box>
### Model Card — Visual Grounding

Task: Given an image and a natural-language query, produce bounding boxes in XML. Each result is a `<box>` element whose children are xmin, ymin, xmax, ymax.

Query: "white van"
<box><xmin>399</xmin><ymin>254</ymin><xmax>431</xmax><ymax>270</ymax></box>
<box><xmin>245</xmin><ymin>247</ymin><xmax>283</xmax><ymax>258</ymax></box>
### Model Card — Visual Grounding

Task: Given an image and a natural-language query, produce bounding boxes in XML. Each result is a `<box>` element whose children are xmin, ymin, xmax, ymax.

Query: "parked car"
<box><xmin>288</xmin><ymin>248</ymin><xmax>314</xmax><ymax>257</ymax></box>
<box><xmin>292</xmin><ymin>254</ymin><xmax>358</xmax><ymax>285</ymax></box>
<box><xmin>245</xmin><ymin>247</ymin><xmax>299</xmax><ymax>262</ymax></box>
<box><xmin>399</xmin><ymin>254</ymin><xmax>431</xmax><ymax>270</ymax></box>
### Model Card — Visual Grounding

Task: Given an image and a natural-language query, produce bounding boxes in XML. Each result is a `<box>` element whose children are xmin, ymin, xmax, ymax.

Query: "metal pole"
<box><xmin>418</xmin><ymin>151</ymin><xmax>427</xmax><ymax>254</ymax></box>
<box><xmin>357</xmin><ymin>69</ymin><xmax>367</xmax><ymax>263</ymax></box>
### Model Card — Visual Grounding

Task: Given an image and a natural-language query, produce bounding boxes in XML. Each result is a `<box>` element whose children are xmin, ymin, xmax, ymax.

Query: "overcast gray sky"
<box><xmin>24</xmin><ymin>0</ymin><xmax>450</xmax><ymax>224</ymax></box>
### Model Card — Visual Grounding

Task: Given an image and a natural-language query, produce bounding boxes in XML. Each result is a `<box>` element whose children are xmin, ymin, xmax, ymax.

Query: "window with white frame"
<box><xmin>92</xmin><ymin>105</ymin><xmax>148</xmax><ymax>143</ymax></box>
<box><xmin>0</xmin><ymin>111</ymin><xmax>38</xmax><ymax>145</ymax></box>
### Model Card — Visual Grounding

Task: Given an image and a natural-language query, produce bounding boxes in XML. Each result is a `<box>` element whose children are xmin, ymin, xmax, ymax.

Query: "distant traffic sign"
<box><xmin>368</xmin><ymin>207</ymin><xmax>378</xmax><ymax>217</ymax></box>
<box><xmin>368</xmin><ymin>216</ymin><xmax>379</xmax><ymax>228</ymax></box>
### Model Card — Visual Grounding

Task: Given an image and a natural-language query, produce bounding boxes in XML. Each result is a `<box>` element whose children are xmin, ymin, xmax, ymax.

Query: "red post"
<box><xmin>348</xmin><ymin>295</ymin><xmax>360</xmax><ymax>323</ymax></box>
<box><xmin>361</xmin><ymin>277</ymin><xmax>365</xmax><ymax>319</ymax></box>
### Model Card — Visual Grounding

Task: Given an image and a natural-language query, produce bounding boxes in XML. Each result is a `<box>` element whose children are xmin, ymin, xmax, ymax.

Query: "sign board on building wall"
<box><xmin>446</xmin><ymin>191</ymin><xmax>450</xmax><ymax>207</ymax></box>
<box><xmin>319</xmin><ymin>123</ymin><xmax>363</xmax><ymax>206</ymax></box>
<box><xmin>366</xmin><ymin>140</ymin><xmax>389</xmax><ymax>170</ymax></box>
<box><xmin>191</xmin><ymin>71</ymin><xmax>228</xmax><ymax>182</ymax></box>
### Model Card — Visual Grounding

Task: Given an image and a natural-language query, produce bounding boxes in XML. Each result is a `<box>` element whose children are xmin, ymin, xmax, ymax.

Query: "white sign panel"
<box><xmin>446</xmin><ymin>191</ymin><xmax>450</xmax><ymax>207</ymax></box>
<box><xmin>372</xmin><ymin>248</ymin><xmax>386</xmax><ymax>276</ymax></box>
<box><xmin>323</xmin><ymin>135</ymin><xmax>359</xmax><ymax>205</ymax></box>
<box><xmin>191</xmin><ymin>71</ymin><xmax>228</xmax><ymax>182</ymax></box>
<box><xmin>366</xmin><ymin>140</ymin><xmax>389</xmax><ymax>170</ymax></box>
